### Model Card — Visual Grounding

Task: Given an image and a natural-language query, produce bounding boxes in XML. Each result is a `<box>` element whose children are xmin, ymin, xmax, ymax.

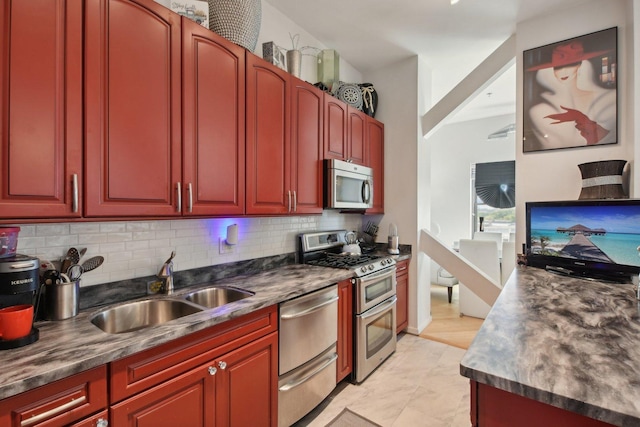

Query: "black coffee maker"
<box><xmin>0</xmin><ymin>254</ymin><xmax>40</xmax><ymax>349</ymax></box>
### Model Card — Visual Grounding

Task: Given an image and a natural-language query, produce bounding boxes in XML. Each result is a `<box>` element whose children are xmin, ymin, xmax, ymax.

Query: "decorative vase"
<box><xmin>286</xmin><ymin>50</ymin><xmax>301</xmax><ymax>78</ymax></box>
<box><xmin>577</xmin><ymin>160</ymin><xmax>627</xmax><ymax>199</ymax></box>
<box><xmin>317</xmin><ymin>49</ymin><xmax>340</xmax><ymax>88</ymax></box>
<box><xmin>208</xmin><ymin>0</ymin><xmax>261</xmax><ymax>52</ymax></box>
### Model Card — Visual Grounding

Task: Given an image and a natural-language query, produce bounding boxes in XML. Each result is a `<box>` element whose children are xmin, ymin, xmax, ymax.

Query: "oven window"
<box><xmin>366</xmin><ymin>309</ymin><xmax>393</xmax><ymax>358</ymax></box>
<box><xmin>336</xmin><ymin>175</ymin><xmax>364</xmax><ymax>203</ymax></box>
<box><xmin>365</xmin><ymin>276</ymin><xmax>393</xmax><ymax>304</ymax></box>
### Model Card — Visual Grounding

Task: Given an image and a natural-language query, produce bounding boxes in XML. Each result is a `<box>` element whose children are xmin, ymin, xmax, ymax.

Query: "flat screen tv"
<box><xmin>526</xmin><ymin>199</ymin><xmax>640</xmax><ymax>283</ymax></box>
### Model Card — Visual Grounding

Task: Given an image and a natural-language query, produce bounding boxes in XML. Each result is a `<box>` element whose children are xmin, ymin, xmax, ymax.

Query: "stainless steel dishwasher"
<box><xmin>278</xmin><ymin>284</ymin><xmax>338</xmax><ymax>427</ymax></box>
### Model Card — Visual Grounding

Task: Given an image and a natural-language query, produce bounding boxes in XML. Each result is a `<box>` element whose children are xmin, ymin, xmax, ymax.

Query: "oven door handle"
<box><xmin>359</xmin><ymin>296</ymin><xmax>397</xmax><ymax>320</ymax></box>
<box><xmin>280</xmin><ymin>296</ymin><xmax>339</xmax><ymax>320</ymax></box>
<box><xmin>358</xmin><ymin>267</ymin><xmax>396</xmax><ymax>285</ymax></box>
<box><xmin>278</xmin><ymin>352</ymin><xmax>338</xmax><ymax>392</ymax></box>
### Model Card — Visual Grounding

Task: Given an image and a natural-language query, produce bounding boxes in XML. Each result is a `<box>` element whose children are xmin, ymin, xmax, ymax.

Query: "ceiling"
<box><xmin>264</xmin><ymin>0</ymin><xmax>593</xmax><ymax>123</ymax></box>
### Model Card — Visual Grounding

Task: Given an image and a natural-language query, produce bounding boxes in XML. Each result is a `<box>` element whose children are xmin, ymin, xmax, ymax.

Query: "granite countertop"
<box><xmin>0</xmin><ymin>264</ymin><xmax>353</xmax><ymax>400</ymax></box>
<box><xmin>460</xmin><ymin>266</ymin><xmax>640</xmax><ymax>426</ymax></box>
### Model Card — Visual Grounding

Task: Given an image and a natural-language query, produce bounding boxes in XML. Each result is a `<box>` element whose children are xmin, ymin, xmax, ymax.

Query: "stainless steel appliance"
<box><xmin>325</xmin><ymin>159</ymin><xmax>373</xmax><ymax>210</ymax></box>
<box><xmin>298</xmin><ymin>230</ymin><xmax>397</xmax><ymax>384</ymax></box>
<box><xmin>278</xmin><ymin>285</ymin><xmax>338</xmax><ymax>427</ymax></box>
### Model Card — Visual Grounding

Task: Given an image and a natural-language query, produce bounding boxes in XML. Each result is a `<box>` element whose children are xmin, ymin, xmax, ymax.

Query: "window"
<box><xmin>471</xmin><ymin>161</ymin><xmax>516</xmax><ymax>241</ymax></box>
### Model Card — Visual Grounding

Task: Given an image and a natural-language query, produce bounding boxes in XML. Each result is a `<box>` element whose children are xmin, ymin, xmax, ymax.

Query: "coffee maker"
<box><xmin>0</xmin><ymin>254</ymin><xmax>40</xmax><ymax>349</ymax></box>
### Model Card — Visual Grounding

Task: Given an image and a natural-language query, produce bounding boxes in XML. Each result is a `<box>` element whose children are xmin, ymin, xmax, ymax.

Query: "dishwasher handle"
<box><xmin>278</xmin><ymin>352</ymin><xmax>338</xmax><ymax>392</ymax></box>
<box><xmin>280</xmin><ymin>295</ymin><xmax>339</xmax><ymax>320</ymax></box>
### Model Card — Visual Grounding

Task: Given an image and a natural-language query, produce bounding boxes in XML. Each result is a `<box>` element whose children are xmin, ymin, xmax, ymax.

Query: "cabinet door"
<box><xmin>0</xmin><ymin>366</ymin><xmax>107</xmax><ymax>427</ymax></box>
<box><xmin>85</xmin><ymin>0</ymin><xmax>182</xmax><ymax>217</ymax></box>
<box><xmin>0</xmin><ymin>0</ymin><xmax>82</xmax><ymax>219</ymax></box>
<box><xmin>337</xmin><ymin>279</ymin><xmax>353</xmax><ymax>382</ymax></box>
<box><xmin>323</xmin><ymin>96</ymin><xmax>348</xmax><ymax>161</ymax></box>
<box><xmin>111</xmin><ymin>362</ymin><xmax>216</xmax><ymax>427</ymax></box>
<box><xmin>395</xmin><ymin>260</ymin><xmax>409</xmax><ymax>333</ymax></box>
<box><xmin>182</xmin><ymin>17</ymin><xmax>245</xmax><ymax>216</ymax></box>
<box><xmin>290</xmin><ymin>79</ymin><xmax>323</xmax><ymax>214</ymax></box>
<box><xmin>347</xmin><ymin>107</ymin><xmax>367</xmax><ymax>165</ymax></box>
<box><xmin>245</xmin><ymin>53</ymin><xmax>291</xmax><ymax>215</ymax></box>
<box><xmin>218</xmin><ymin>332</ymin><xmax>278</xmax><ymax>427</ymax></box>
<box><xmin>366</xmin><ymin>118</ymin><xmax>385</xmax><ymax>214</ymax></box>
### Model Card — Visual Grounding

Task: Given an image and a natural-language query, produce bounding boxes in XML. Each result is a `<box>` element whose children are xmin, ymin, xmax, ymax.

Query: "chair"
<box><xmin>473</xmin><ymin>231</ymin><xmax>504</xmax><ymax>255</ymax></box>
<box><xmin>458</xmin><ymin>239</ymin><xmax>501</xmax><ymax>319</ymax></box>
<box><xmin>501</xmin><ymin>241</ymin><xmax>516</xmax><ymax>286</ymax></box>
<box><xmin>436</xmin><ymin>267</ymin><xmax>459</xmax><ymax>303</ymax></box>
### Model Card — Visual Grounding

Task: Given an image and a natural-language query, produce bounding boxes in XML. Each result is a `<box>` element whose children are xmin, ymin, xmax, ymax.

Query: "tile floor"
<box><xmin>296</xmin><ymin>334</ymin><xmax>471</xmax><ymax>427</ymax></box>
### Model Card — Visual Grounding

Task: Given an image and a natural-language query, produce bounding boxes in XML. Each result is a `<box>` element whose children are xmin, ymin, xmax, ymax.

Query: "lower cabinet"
<box><xmin>337</xmin><ymin>278</ymin><xmax>353</xmax><ymax>382</ymax></box>
<box><xmin>471</xmin><ymin>380</ymin><xmax>616</xmax><ymax>427</ymax></box>
<box><xmin>396</xmin><ymin>259</ymin><xmax>409</xmax><ymax>334</ymax></box>
<box><xmin>0</xmin><ymin>366</ymin><xmax>108</xmax><ymax>427</ymax></box>
<box><xmin>111</xmin><ymin>332</ymin><xmax>278</xmax><ymax>427</ymax></box>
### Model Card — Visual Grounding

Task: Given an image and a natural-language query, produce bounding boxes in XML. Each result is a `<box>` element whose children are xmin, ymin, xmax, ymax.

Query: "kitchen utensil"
<box><xmin>42</xmin><ymin>269</ymin><xmax>61</xmax><ymax>286</ymax></box>
<box><xmin>67</xmin><ymin>264</ymin><xmax>83</xmax><ymax>281</ymax></box>
<box><xmin>81</xmin><ymin>256</ymin><xmax>104</xmax><ymax>273</ymax></box>
<box><xmin>60</xmin><ymin>247</ymin><xmax>80</xmax><ymax>274</ymax></box>
<box><xmin>78</xmin><ymin>247</ymin><xmax>87</xmax><ymax>262</ymax></box>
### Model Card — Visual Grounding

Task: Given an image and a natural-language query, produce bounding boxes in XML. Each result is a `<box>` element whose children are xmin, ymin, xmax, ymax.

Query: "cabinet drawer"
<box><xmin>395</xmin><ymin>259</ymin><xmax>409</xmax><ymax>275</ymax></box>
<box><xmin>110</xmin><ymin>306</ymin><xmax>277</xmax><ymax>404</ymax></box>
<box><xmin>0</xmin><ymin>366</ymin><xmax>107</xmax><ymax>427</ymax></box>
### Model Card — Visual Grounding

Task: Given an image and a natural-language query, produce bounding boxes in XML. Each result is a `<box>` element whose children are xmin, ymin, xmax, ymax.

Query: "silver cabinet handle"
<box><xmin>208</xmin><ymin>366</ymin><xmax>217</xmax><ymax>376</ymax></box>
<box><xmin>293</xmin><ymin>190</ymin><xmax>297</xmax><ymax>212</ymax></box>
<box><xmin>187</xmin><ymin>183</ymin><xmax>193</xmax><ymax>213</ymax></box>
<box><xmin>278</xmin><ymin>353</ymin><xmax>337</xmax><ymax>392</ymax></box>
<box><xmin>218</xmin><ymin>361</ymin><xmax>227</xmax><ymax>370</ymax></box>
<box><xmin>280</xmin><ymin>296</ymin><xmax>339</xmax><ymax>320</ymax></box>
<box><xmin>21</xmin><ymin>396</ymin><xmax>87</xmax><ymax>426</ymax></box>
<box><xmin>287</xmin><ymin>190</ymin><xmax>292</xmax><ymax>213</ymax></box>
<box><xmin>176</xmin><ymin>182</ymin><xmax>182</xmax><ymax>212</ymax></box>
<box><xmin>96</xmin><ymin>419</ymin><xmax>109</xmax><ymax>427</ymax></box>
<box><xmin>72</xmin><ymin>174</ymin><xmax>78</xmax><ymax>213</ymax></box>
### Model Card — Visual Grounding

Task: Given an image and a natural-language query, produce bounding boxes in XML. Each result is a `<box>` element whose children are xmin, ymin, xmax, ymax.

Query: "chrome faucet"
<box><xmin>157</xmin><ymin>251</ymin><xmax>175</xmax><ymax>294</ymax></box>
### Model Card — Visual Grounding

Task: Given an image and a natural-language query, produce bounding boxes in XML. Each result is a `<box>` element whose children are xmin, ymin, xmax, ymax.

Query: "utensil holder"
<box><xmin>45</xmin><ymin>280</ymin><xmax>80</xmax><ymax>320</ymax></box>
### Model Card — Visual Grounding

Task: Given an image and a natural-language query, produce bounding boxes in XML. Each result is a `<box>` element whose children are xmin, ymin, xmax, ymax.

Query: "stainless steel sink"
<box><xmin>90</xmin><ymin>299</ymin><xmax>204</xmax><ymax>334</ymax></box>
<box><xmin>182</xmin><ymin>286</ymin><xmax>254</xmax><ymax>309</ymax></box>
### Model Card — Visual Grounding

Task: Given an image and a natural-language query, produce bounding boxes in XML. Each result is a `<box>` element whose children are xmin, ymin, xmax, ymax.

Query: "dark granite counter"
<box><xmin>0</xmin><ymin>264</ymin><xmax>353</xmax><ymax>400</ymax></box>
<box><xmin>460</xmin><ymin>266</ymin><xmax>640</xmax><ymax>426</ymax></box>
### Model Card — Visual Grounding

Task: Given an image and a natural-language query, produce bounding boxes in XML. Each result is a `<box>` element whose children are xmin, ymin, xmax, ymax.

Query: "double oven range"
<box><xmin>298</xmin><ymin>230</ymin><xmax>397</xmax><ymax>383</ymax></box>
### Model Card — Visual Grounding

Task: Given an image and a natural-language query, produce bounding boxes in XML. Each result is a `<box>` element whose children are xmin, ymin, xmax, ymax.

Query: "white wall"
<box><xmin>430</xmin><ymin>114</ymin><xmax>516</xmax><ymax>249</ymax></box>
<box><xmin>515</xmin><ymin>0</ymin><xmax>635</xmax><ymax>247</ymax></box>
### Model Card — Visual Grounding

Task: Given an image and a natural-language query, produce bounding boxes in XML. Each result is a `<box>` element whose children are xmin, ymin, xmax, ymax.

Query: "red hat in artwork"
<box><xmin>526</xmin><ymin>41</ymin><xmax>611</xmax><ymax>71</ymax></box>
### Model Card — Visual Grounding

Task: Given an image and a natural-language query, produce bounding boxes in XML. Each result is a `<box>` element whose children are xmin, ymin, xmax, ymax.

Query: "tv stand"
<box><xmin>544</xmin><ymin>265</ymin><xmax>632</xmax><ymax>284</ymax></box>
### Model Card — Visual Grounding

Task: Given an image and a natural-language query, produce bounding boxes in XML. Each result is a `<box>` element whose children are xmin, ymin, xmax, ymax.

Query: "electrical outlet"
<box><xmin>219</xmin><ymin>238</ymin><xmax>235</xmax><ymax>254</ymax></box>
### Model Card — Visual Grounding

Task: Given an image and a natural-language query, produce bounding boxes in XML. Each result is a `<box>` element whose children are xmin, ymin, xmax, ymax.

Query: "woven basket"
<box><xmin>208</xmin><ymin>0</ymin><xmax>261</xmax><ymax>52</ymax></box>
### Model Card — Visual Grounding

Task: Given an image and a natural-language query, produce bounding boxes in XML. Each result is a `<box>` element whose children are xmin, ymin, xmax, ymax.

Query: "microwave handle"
<box><xmin>362</xmin><ymin>180</ymin><xmax>372</xmax><ymax>204</ymax></box>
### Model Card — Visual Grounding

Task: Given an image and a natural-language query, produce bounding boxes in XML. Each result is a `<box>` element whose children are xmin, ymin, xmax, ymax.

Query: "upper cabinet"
<box><xmin>0</xmin><ymin>0</ymin><xmax>83</xmax><ymax>219</ymax></box>
<box><xmin>182</xmin><ymin>17</ymin><xmax>246</xmax><ymax>216</ymax></box>
<box><xmin>323</xmin><ymin>97</ymin><xmax>367</xmax><ymax>166</ymax></box>
<box><xmin>85</xmin><ymin>0</ymin><xmax>183</xmax><ymax>217</ymax></box>
<box><xmin>366</xmin><ymin>118</ymin><xmax>385</xmax><ymax>214</ymax></box>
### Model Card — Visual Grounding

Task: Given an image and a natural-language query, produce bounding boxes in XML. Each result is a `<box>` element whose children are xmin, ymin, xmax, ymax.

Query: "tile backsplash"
<box><xmin>15</xmin><ymin>211</ymin><xmax>361</xmax><ymax>287</ymax></box>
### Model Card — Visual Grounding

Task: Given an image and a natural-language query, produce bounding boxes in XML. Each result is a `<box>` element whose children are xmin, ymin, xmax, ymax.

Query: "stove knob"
<box><xmin>361</xmin><ymin>267</ymin><xmax>367</xmax><ymax>274</ymax></box>
<box><xmin>368</xmin><ymin>264</ymin><xmax>374</xmax><ymax>271</ymax></box>
<box><xmin>382</xmin><ymin>259</ymin><xmax>388</xmax><ymax>265</ymax></box>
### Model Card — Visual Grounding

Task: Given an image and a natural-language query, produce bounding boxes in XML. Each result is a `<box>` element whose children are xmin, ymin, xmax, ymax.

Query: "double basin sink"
<box><xmin>90</xmin><ymin>286</ymin><xmax>254</xmax><ymax>334</ymax></box>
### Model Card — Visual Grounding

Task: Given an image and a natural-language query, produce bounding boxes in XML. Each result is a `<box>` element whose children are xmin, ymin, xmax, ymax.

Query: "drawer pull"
<box><xmin>21</xmin><ymin>396</ymin><xmax>87</xmax><ymax>427</ymax></box>
<box><xmin>218</xmin><ymin>361</ymin><xmax>227</xmax><ymax>370</ymax></box>
<box><xmin>96</xmin><ymin>419</ymin><xmax>109</xmax><ymax>427</ymax></box>
<box><xmin>208</xmin><ymin>366</ymin><xmax>217</xmax><ymax>376</ymax></box>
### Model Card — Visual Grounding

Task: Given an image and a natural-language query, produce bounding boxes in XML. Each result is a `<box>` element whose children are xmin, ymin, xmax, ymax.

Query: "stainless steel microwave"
<box><xmin>325</xmin><ymin>159</ymin><xmax>373</xmax><ymax>209</ymax></box>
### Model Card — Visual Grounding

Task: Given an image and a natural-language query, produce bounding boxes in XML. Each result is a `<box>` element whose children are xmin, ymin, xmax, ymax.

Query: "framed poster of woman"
<box><xmin>523</xmin><ymin>27</ymin><xmax>617</xmax><ymax>153</ymax></box>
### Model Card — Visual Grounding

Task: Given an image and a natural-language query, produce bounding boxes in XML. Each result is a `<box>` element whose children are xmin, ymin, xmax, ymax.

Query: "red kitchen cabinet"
<box><xmin>395</xmin><ymin>259</ymin><xmax>409</xmax><ymax>334</ymax></box>
<box><xmin>85</xmin><ymin>0</ymin><xmax>182</xmax><ymax>217</ymax></box>
<box><xmin>0</xmin><ymin>366</ymin><xmax>107</xmax><ymax>427</ymax></box>
<box><xmin>182</xmin><ymin>17</ymin><xmax>246</xmax><ymax>216</ymax></box>
<box><xmin>290</xmin><ymin>79</ymin><xmax>324</xmax><ymax>214</ymax></box>
<box><xmin>337</xmin><ymin>278</ymin><xmax>353</xmax><ymax>382</ymax></box>
<box><xmin>245</xmin><ymin>53</ymin><xmax>291</xmax><ymax>215</ymax></box>
<box><xmin>470</xmin><ymin>380</ymin><xmax>616</xmax><ymax>427</ymax></box>
<box><xmin>0</xmin><ymin>0</ymin><xmax>83</xmax><ymax>219</ymax></box>
<box><xmin>347</xmin><ymin>107</ymin><xmax>368</xmax><ymax>166</ymax></box>
<box><xmin>366</xmin><ymin>118</ymin><xmax>385</xmax><ymax>214</ymax></box>
<box><xmin>324</xmin><ymin>97</ymin><xmax>348</xmax><ymax>162</ymax></box>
